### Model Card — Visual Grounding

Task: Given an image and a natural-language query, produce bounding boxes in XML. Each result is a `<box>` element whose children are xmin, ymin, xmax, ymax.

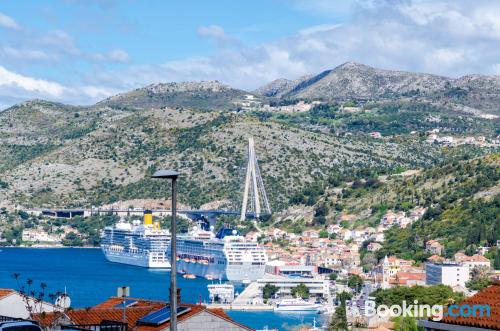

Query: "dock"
<box><xmin>206</xmin><ymin>303</ymin><xmax>273</xmax><ymax>311</ymax></box>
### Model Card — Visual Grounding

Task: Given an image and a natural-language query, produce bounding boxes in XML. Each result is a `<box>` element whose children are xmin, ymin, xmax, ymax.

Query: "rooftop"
<box><xmin>34</xmin><ymin>296</ymin><xmax>253</xmax><ymax>331</ymax></box>
<box><xmin>439</xmin><ymin>283</ymin><xmax>500</xmax><ymax>330</ymax></box>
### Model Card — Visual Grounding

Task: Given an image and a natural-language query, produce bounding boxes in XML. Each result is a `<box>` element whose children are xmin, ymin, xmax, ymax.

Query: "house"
<box><xmin>454</xmin><ymin>253</ymin><xmax>491</xmax><ymax>272</ymax></box>
<box><xmin>427</xmin><ymin>255</ymin><xmax>445</xmax><ymax>263</ymax></box>
<box><xmin>244</xmin><ymin>231</ymin><xmax>259</xmax><ymax>242</ymax></box>
<box><xmin>370</xmin><ymin>132</ymin><xmax>382</xmax><ymax>138</ymax></box>
<box><xmin>34</xmin><ymin>295</ymin><xmax>254</xmax><ymax>331</ymax></box>
<box><xmin>379</xmin><ymin>256</ymin><xmax>415</xmax><ymax>288</ymax></box>
<box><xmin>425</xmin><ymin>262</ymin><xmax>470</xmax><ymax>287</ymax></box>
<box><xmin>419</xmin><ymin>283</ymin><xmax>499</xmax><ymax>330</ymax></box>
<box><xmin>0</xmin><ymin>288</ymin><xmax>60</xmax><ymax>319</ymax></box>
<box><xmin>389</xmin><ymin>270</ymin><xmax>426</xmax><ymax>286</ymax></box>
<box><xmin>367</xmin><ymin>242</ymin><xmax>382</xmax><ymax>252</ymax></box>
<box><xmin>425</xmin><ymin>240</ymin><xmax>444</xmax><ymax>256</ymax></box>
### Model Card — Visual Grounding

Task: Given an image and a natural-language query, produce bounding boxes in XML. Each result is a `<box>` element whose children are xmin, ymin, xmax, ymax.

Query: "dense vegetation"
<box><xmin>372</xmin><ymin>285</ymin><xmax>464</xmax><ymax>307</ymax></box>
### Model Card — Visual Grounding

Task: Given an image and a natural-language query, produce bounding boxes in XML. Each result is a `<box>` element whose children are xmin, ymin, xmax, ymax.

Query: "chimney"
<box><xmin>170</xmin><ymin>288</ymin><xmax>181</xmax><ymax>305</ymax></box>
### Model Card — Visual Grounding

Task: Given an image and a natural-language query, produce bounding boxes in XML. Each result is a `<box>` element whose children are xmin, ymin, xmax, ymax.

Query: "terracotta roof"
<box><xmin>440</xmin><ymin>283</ymin><xmax>500</xmax><ymax>330</ymax></box>
<box><xmin>427</xmin><ymin>255</ymin><xmax>444</xmax><ymax>261</ymax></box>
<box><xmin>0</xmin><ymin>288</ymin><xmax>15</xmax><ymax>299</ymax></box>
<box><xmin>34</xmin><ymin>297</ymin><xmax>254</xmax><ymax>331</ymax></box>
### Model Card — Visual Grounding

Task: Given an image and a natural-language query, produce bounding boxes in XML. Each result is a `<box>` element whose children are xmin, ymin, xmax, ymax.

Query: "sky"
<box><xmin>0</xmin><ymin>0</ymin><xmax>499</xmax><ymax>109</ymax></box>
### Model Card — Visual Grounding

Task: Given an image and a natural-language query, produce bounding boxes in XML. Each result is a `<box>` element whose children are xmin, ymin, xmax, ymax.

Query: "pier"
<box><xmin>206</xmin><ymin>304</ymin><xmax>273</xmax><ymax>311</ymax></box>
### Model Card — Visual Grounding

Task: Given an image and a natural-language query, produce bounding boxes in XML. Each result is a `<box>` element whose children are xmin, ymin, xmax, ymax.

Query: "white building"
<box><xmin>454</xmin><ymin>253</ymin><xmax>491</xmax><ymax>272</ymax></box>
<box><xmin>425</xmin><ymin>263</ymin><xmax>470</xmax><ymax>287</ymax></box>
<box><xmin>0</xmin><ymin>288</ymin><xmax>60</xmax><ymax>319</ymax></box>
<box><xmin>256</xmin><ymin>278</ymin><xmax>329</xmax><ymax>298</ymax></box>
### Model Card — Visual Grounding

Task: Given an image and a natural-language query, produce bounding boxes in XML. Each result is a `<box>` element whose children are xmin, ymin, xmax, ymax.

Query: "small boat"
<box><xmin>205</xmin><ymin>275</ymin><xmax>214</xmax><ymax>280</ymax></box>
<box><xmin>201</xmin><ymin>260</ymin><xmax>209</xmax><ymax>265</ymax></box>
<box><xmin>274</xmin><ymin>298</ymin><xmax>322</xmax><ymax>312</ymax></box>
<box><xmin>183</xmin><ymin>258</ymin><xmax>190</xmax><ymax>263</ymax></box>
<box><xmin>178</xmin><ymin>269</ymin><xmax>186</xmax><ymax>275</ymax></box>
<box><xmin>183</xmin><ymin>274</ymin><xmax>196</xmax><ymax>279</ymax></box>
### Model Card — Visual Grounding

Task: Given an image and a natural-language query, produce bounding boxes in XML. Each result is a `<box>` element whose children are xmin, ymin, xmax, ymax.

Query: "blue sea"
<box><xmin>0</xmin><ymin>248</ymin><xmax>326</xmax><ymax>330</ymax></box>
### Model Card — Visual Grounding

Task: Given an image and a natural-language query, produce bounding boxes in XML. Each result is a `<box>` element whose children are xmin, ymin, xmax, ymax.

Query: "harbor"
<box><xmin>0</xmin><ymin>247</ymin><xmax>327</xmax><ymax>330</ymax></box>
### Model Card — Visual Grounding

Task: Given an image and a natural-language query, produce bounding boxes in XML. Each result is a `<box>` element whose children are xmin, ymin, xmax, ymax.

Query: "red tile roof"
<box><xmin>440</xmin><ymin>283</ymin><xmax>500</xmax><ymax>330</ymax></box>
<box><xmin>0</xmin><ymin>289</ymin><xmax>15</xmax><ymax>299</ymax></box>
<box><xmin>34</xmin><ymin>297</ymin><xmax>254</xmax><ymax>331</ymax></box>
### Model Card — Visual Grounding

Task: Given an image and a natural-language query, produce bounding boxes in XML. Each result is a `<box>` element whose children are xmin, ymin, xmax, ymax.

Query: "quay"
<box><xmin>206</xmin><ymin>303</ymin><xmax>273</xmax><ymax>311</ymax></box>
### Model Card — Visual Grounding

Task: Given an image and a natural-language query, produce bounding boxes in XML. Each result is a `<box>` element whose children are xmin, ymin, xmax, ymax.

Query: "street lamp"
<box><xmin>151</xmin><ymin>169</ymin><xmax>180</xmax><ymax>331</ymax></box>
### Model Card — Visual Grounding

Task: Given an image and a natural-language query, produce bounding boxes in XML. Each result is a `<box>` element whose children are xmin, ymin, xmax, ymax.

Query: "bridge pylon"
<box><xmin>240</xmin><ymin>137</ymin><xmax>271</xmax><ymax>221</ymax></box>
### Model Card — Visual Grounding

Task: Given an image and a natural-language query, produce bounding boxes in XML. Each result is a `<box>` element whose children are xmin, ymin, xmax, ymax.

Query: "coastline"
<box><xmin>1</xmin><ymin>245</ymin><xmax>100</xmax><ymax>249</ymax></box>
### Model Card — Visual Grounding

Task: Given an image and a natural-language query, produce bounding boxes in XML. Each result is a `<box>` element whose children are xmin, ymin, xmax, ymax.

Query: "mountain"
<box><xmin>97</xmin><ymin>80</ymin><xmax>250</xmax><ymax>111</ymax></box>
<box><xmin>0</xmin><ymin>62</ymin><xmax>498</xmax><ymax>212</ymax></box>
<box><xmin>255</xmin><ymin>62</ymin><xmax>500</xmax><ymax>116</ymax></box>
<box><xmin>254</xmin><ymin>75</ymin><xmax>313</xmax><ymax>98</ymax></box>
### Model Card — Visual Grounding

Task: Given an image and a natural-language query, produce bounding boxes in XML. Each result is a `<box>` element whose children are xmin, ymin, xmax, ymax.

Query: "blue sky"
<box><xmin>0</xmin><ymin>0</ymin><xmax>499</xmax><ymax>108</ymax></box>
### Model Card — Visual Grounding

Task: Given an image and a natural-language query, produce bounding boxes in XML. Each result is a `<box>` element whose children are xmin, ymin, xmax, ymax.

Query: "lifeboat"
<box><xmin>183</xmin><ymin>258</ymin><xmax>190</xmax><ymax>263</ymax></box>
<box><xmin>183</xmin><ymin>274</ymin><xmax>196</xmax><ymax>279</ymax></box>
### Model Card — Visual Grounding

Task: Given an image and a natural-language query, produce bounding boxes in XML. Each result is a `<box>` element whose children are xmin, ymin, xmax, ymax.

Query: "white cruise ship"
<box><xmin>173</xmin><ymin>225</ymin><xmax>267</xmax><ymax>281</ymax></box>
<box><xmin>101</xmin><ymin>211</ymin><xmax>171</xmax><ymax>268</ymax></box>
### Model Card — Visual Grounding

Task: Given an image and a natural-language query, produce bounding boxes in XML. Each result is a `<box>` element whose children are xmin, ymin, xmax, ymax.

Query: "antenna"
<box><xmin>55</xmin><ymin>288</ymin><xmax>71</xmax><ymax>309</ymax></box>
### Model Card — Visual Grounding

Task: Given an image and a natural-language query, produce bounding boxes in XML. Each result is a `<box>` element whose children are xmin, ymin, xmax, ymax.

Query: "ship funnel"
<box><xmin>144</xmin><ymin>210</ymin><xmax>153</xmax><ymax>226</ymax></box>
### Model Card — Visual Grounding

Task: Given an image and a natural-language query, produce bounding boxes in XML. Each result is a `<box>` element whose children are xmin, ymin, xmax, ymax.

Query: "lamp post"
<box><xmin>151</xmin><ymin>169</ymin><xmax>180</xmax><ymax>331</ymax></box>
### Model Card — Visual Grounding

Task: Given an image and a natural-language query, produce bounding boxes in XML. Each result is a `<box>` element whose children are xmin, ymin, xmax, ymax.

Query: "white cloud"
<box><xmin>88</xmin><ymin>49</ymin><xmax>131</xmax><ymax>63</ymax></box>
<box><xmin>0</xmin><ymin>66</ymin><xmax>67</xmax><ymax>97</ymax></box>
<box><xmin>1</xmin><ymin>0</ymin><xmax>500</xmax><ymax>109</ymax></box>
<box><xmin>0</xmin><ymin>12</ymin><xmax>19</xmax><ymax>29</ymax></box>
<box><xmin>107</xmin><ymin>49</ymin><xmax>130</xmax><ymax>63</ymax></box>
<box><xmin>143</xmin><ymin>0</ymin><xmax>500</xmax><ymax>89</ymax></box>
<box><xmin>299</xmin><ymin>24</ymin><xmax>341</xmax><ymax>35</ymax></box>
<box><xmin>197</xmin><ymin>25</ymin><xmax>227</xmax><ymax>39</ymax></box>
<box><xmin>1</xmin><ymin>46</ymin><xmax>56</xmax><ymax>61</ymax></box>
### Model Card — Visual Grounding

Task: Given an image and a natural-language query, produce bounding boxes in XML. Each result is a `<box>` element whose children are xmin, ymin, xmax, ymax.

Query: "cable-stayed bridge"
<box><xmin>28</xmin><ymin>138</ymin><xmax>272</xmax><ymax>222</ymax></box>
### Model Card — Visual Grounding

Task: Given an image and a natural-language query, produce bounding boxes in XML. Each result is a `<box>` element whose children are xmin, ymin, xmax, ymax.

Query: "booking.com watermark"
<box><xmin>364</xmin><ymin>300</ymin><xmax>490</xmax><ymax>321</ymax></box>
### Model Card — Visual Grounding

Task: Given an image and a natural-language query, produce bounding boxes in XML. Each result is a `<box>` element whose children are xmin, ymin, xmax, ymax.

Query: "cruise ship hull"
<box><xmin>102</xmin><ymin>248</ymin><xmax>171</xmax><ymax>268</ymax></box>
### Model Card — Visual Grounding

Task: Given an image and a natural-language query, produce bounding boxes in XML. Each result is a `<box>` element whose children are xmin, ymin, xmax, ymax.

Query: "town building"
<box><xmin>33</xmin><ymin>295</ymin><xmax>253</xmax><ymax>331</ymax></box>
<box><xmin>0</xmin><ymin>289</ymin><xmax>60</xmax><ymax>319</ymax></box>
<box><xmin>425</xmin><ymin>262</ymin><xmax>470</xmax><ymax>287</ymax></box>
<box><xmin>426</xmin><ymin>240</ymin><xmax>444</xmax><ymax>256</ymax></box>
<box><xmin>256</xmin><ymin>278</ymin><xmax>329</xmax><ymax>298</ymax></box>
<box><xmin>454</xmin><ymin>253</ymin><xmax>491</xmax><ymax>272</ymax></box>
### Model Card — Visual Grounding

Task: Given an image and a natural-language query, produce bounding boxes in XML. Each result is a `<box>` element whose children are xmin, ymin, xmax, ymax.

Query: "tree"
<box><xmin>319</xmin><ymin>230</ymin><xmax>329</xmax><ymax>238</ymax></box>
<box><xmin>262</xmin><ymin>283</ymin><xmax>279</xmax><ymax>300</ymax></box>
<box><xmin>291</xmin><ymin>284</ymin><xmax>310</xmax><ymax>299</ymax></box>
<box><xmin>329</xmin><ymin>292</ymin><xmax>350</xmax><ymax>331</ymax></box>
<box><xmin>392</xmin><ymin>316</ymin><xmax>419</xmax><ymax>331</ymax></box>
<box><xmin>347</xmin><ymin>274</ymin><xmax>363</xmax><ymax>294</ymax></box>
<box><xmin>329</xmin><ymin>273</ymin><xmax>338</xmax><ymax>281</ymax></box>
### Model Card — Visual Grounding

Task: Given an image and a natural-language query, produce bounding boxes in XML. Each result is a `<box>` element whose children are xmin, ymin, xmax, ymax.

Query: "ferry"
<box><xmin>172</xmin><ymin>224</ymin><xmax>267</xmax><ymax>281</ymax></box>
<box><xmin>100</xmin><ymin>211</ymin><xmax>171</xmax><ymax>268</ymax></box>
<box><xmin>274</xmin><ymin>298</ymin><xmax>322</xmax><ymax>312</ymax></box>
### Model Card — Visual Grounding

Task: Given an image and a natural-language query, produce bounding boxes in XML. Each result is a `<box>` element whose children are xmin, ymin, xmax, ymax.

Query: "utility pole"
<box><xmin>152</xmin><ymin>169</ymin><xmax>180</xmax><ymax>331</ymax></box>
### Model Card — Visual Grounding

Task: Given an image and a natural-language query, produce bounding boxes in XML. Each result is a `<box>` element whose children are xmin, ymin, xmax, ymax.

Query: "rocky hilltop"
<box><xmin>98</xmin><ymin>80</ymin><xmax>250</xmax><ymax>110</ymax></box>
<box><xmin>0</xmin><ymin>62</ymin><xmax>498</xmax><ymax>211</ymax></box>
<box><xmin>255</xmin><ymin>62</ymin><xmax>500</xmax><ymax>116</ymax></box>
